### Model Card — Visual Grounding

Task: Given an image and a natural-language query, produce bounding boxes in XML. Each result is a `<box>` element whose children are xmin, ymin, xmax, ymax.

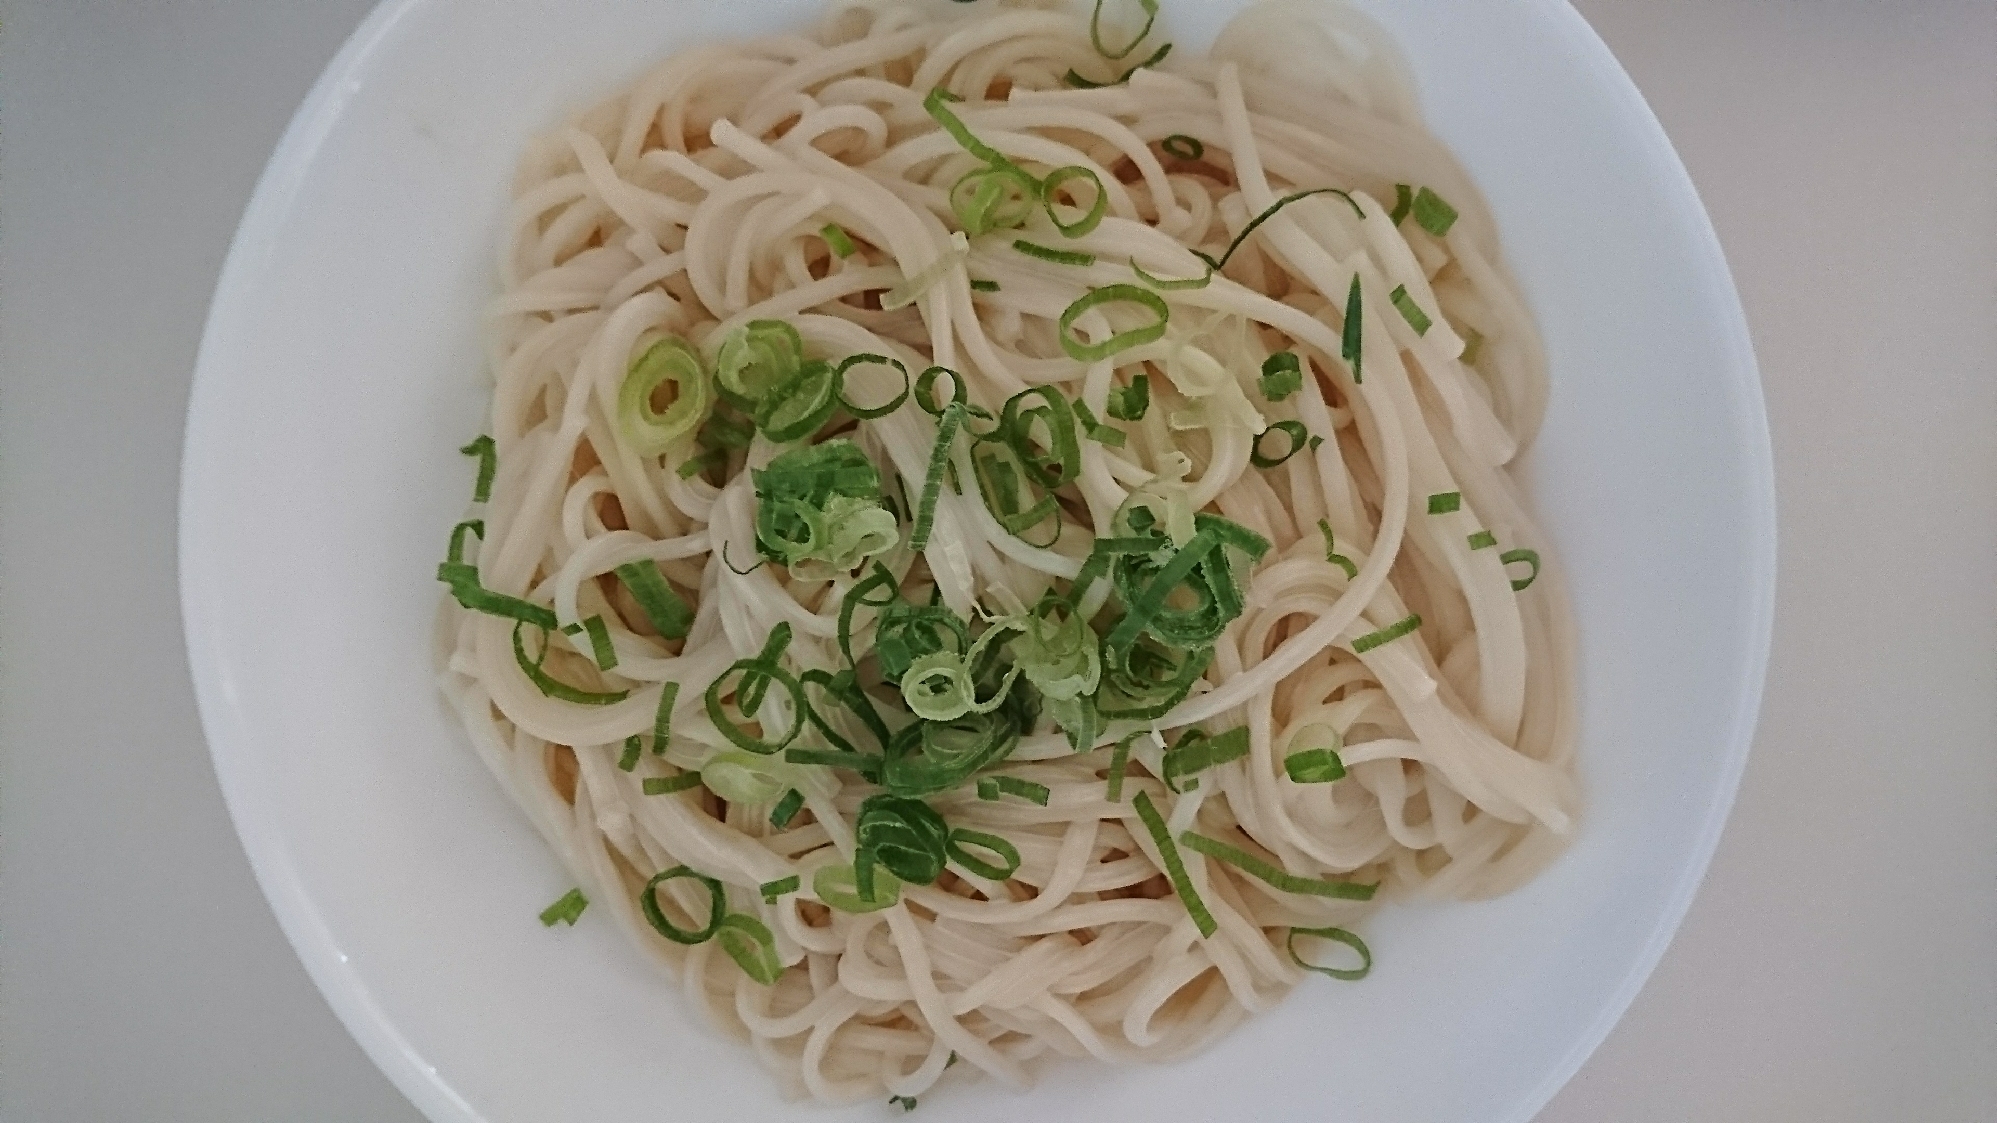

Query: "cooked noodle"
<box><xmin>437</xmin><ymin>0</ymin><xmax>1577</xmax><ymax>1103</ymax></box>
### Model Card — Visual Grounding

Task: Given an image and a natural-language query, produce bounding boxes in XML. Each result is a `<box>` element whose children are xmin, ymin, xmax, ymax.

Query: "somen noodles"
<box><xmin>436</xmin><ymin>0</ymin><xmax>1577</xmax><ymax>1104</ymax></box>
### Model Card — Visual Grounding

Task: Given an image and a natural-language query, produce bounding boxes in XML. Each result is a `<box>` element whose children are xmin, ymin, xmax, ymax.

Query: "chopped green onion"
<box><xmin>446</xmin><ymin>520</ymin><xmax>484</xmax><ymax>564</ymax></box>
<box><xmin>889</xmin><ymin>1095</ymin><xmax>918</xmax><ymax>1112</ymax></box>
<box><xmin>653</xmin><ymin>680</ymin><xmax>679</xmax><ymax>755</ymax></box>
<box><xmin>1131</xmin><ymin>257</ymin><xmax>1214</xmax><ymax>290</ymax></box>
<box><xmin>769</xmin><ymin>788</ymin><xmax>806</xmax><ymax>829</ymax></box>
<box><xmin>982</xmin><ymin>775</ymin><xmax>1051</xmax><ymax>806</ymax></box>
<box><xmin>856</xmin><ymin>794</ymin><xmax>951</xmax><ymax>886</ymax></box>
<box><xmin>910</xmin><ymin>403</ymin><xmax>965</xmax><ymax>552</ymax></box>
<box><xmin>759</xmin><ymin>874</ymin><xmax>800</xmax><ymax>902</ymax></box>
<box><xmin>643</xmin><ymin>771</ymin><xmax>702</xmax><ymax>795</ymax></box>
<box><xmin>946</xmin><ymin>828</ymin><xmax>1022</xmax><ymax>881</ymax></box>
<box><xmin>1133</xmin><ymin>790</ymin><xmax>1216</xmax><ymax>938</ymax></box>
<box><xmin>1284</xmin><ymin>744</ymin><xmax>1346</xmax><ymax>784</ymax></box>
<box><xmin>460</xmin><ymin>435</ymin><xmax>497</xmax><ymax>503</ymax></box>
<box><xmin>1250</xmin><ymin>420</ymin><xmax>1310</xmax><ymax>468</ymax></box>
<box><xmin>1288</xmin><ymin>926</ymin><xmax>1372</xmax><ymax>980</ymax></box>
<box><xmin>699</xmin><ymin>407</ymin><xmax>756</xmax><ymax>451</ymax></box>
<box><xmin>1160</xmin><ymin>134</ymin><xmax>1204</xmax><ymax>160</ymax></box>
<box><xmin>702</xmin><ymin>748</ymin><xmax>789</xmax><ymax>804</ymax></box>
<box><xmin>704</xmin><ymin>644</ymin><xmax>807</xmax><ymax>756</ymax></box>
<box><xmin>951</xmin><ymin>164</ymin><xmax>1041</xmax><ymax>238</ymax></box>
<box><xmin>1342</xmin><ymin>274</ymin><xmax>1364</xmax><ymax>383</ymax></box>
<box><xmin>1193</xmin><ymin>188</ymin><xmax>1362</xmax><ymax>273</ymax></box>
<box><xmin>821</xmin><ymin>223</ymin><xmax>858</xmax><ymax>257</ymax></box>
<box><xmin>1106</xmin><ymin>732</ymin><xmax>1139</xmax><ymax>802</ymax></box>
<box><xmin>970</xmin><ymin>279</ymin><xmax>1001</xmax><ymax>293</ymax></box>
<box><xmin>714</xmin><ymin>320</ymin><xmax>804</xmax><ymax>413</ymax></box>
<box><xmin>1179</xmin><ymin>832</ymin><xmax>1377</xmax><ymax>899</ymax></box>
<box><xmin>1000</xmin><ymin>385</ymin><xmax>1084</xmax><ymax>489</ymax></box>
<box><xmin>619</xmin><ymin>736</ymin><xmax>643</xmax><ymax>772</ymax></box>
<box><xmin>1161</xmin><ymin>725</ymin><xmax>1249</xmax><ymax>793</ymax></box>
<box><xmin>1388</xmin><ymin>284</ymin><xmax>1431</xmax><ymax>335</ymax></box>
<box><xmin>538</xmin><ymin>888</ymin><xmax>588</xmax><ymax>927</ymax></box>
<box><xmin>1088</xmin><ymin>0</ymin><xmax>1159</xmax><ymax>59</ymax></box>
<box><xmin>565</xmin><ymin>614</ymin><xmax>617</xmax><ymax>670</ymax></box>
<box><xmin>1316</xmin><ymin>519</ymin><xmax>1358</xmax><ymax>580</ymax></box>
<box><xmin>913</xmin><ymin>366</ymin><xmax>968</xmax><ymax>416</ymax></box>
<box><xmin>619</xmin><ymin>336</ymin><xmax>711</xmax><ymax>455</ymax></box>
<box><xmin>1351</xmin><ymin>613</ymin><xmax>1422</xmax><ymax>654</ymax></box>
<box><xmin>1063</xmin><ymin>41</ymin><xmax>1171</xmax><ymax>89</ymax></box>
<box><xmin>1072</xmin><ymin>400</ymin><xmax>1127</xmax><ymax>448</ymax></box>
<box><xmin>639</xmin><ymin>865</ymin><xmax>726</xmax><ymax>945</ymax></box>
<box><xmin>1388</xmin><ymin>183</ymin><xmax>1413</xmax><ymax>226</ymax></box>
<box><xmin>1014</xmin><ymin>239</ymin><xmax>1095</xmax><ymax>267</ymax></box>
<box><xmin>676</xmin><ymin>448</ymin><xmax>727</xmax><ymax>480</ymax></box>
<box><xmin>813</xmin><ymin>859</ymin><xmax>901</xmax><ymax>913</ymax></box>
<box><xmin>1058</xmin><ymin>285</ymin><xmax>1169</xmax><ymax>363</ymax></box>
<box><xmin>1042</xmin><ymin>165</ymin><xmax>1109</xmax><ymax>238</ymax></box>
<box><xmin>1460</xmin><ymin>328</ymin><xmax>1485</xmax><ymax>366</ymax></box>
<box><xmin>716</xmin><ymin>913</ymin><xmax>784</xmax><ymax>984</ymax></box>
<box><xmin>437</xmin><ymin>563</ymin><xmax>559</xmax><ymax>630</ymax></box>
<box><xmin>1308</xmin><ymin>435</ymin><xmax>1324</xmax><ymax>452</ymax></box>
<box><xmin>1259</xmin><ymin>352</ymin><xmax>1303</xmax><ymax>401</ymax></box>
<box><xmin>1467</xmin><ymin>529</ymin><xmax>1497</xmax><ymax>550</ymax></box>
<box><xmin>614</xmin><ymin>559</ymin><xmax>694</xmax><ymax>641</ymax></box>
<box><xmin>1411</xmin><ymin>186</ymin><xmax>1459</xmax><ymax>237</ymax></box>
<box><xmin>1501</xmin><ymin>548</ymin><xmax>1541</xmax><ymax>591</ymax></box>
<box><xmin>834</xmin><ymin>354</ymin><xmax>910</xmax><ymax>420</ymax></box>
<box><xmin>1105</xmin><ymin>374</ymin><xmax>1149</xmax><ymax>421</ymax></box>
<box><xmin>1427</xmin><ymin>491</ymin><xmax>1461</xmax><ymax>514</ymax></box>
<box><xmin>755</xmin><ymin>358</ymin><xmax>840</xmax><ymax>443</ymax></box>
<box><xmin>512</xmin><ymin>622</ymin><xmax>630</xmax><ymax>705</ymax></box>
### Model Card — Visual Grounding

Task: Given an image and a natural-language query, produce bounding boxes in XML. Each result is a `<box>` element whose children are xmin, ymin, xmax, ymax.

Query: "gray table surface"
<box><xmin>4</xmin><ymin>1</ymin><xmax>1992</xmax><ymax>1119</ymax></box>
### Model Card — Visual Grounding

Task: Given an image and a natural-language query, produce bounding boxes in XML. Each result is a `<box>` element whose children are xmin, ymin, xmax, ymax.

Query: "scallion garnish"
<box><xmin>1467</xmin><ymin>529</ymin><xmax>1497</xmax><ymax>551</ymax></box>
<box><xmin>1316</xmin><ymin>519</ymin><xmax>1358</xmax><ymax>580</ymax></box>
<box><xmin>1130</xmin><ymin>257</ymin><xmax>1214</xmax><ymax>290</ymax></box>
<box><xmin>704</xmin><ymin>630</ymin><xmax>808</xmax><ymax>755</ymax></box>
<box><xmin>1088</xmin><ymin>0</ymin><xmax>1159</xmax><ymax>59</ymax></box>
<box><xmin>565</xmin><ymin>614</ymin><xmax>617</xmax><ymax>670</ymax></box>
<box><xmin>1160</xmin><ymin>134</ymin><xmax>1204</xmax><ymax>161</ymax></box>
<box><xmin>834</xmin><ymin>353</ymin><xmax>911</xmax><ymax>420</ymax></box>
<box><xmin>1250</xmin><ymin>420</ymin><xmax>1309</xmax><ymax>468</ymax></box>
<box><xmin>1460</xmin><ymin>328</ymin><xmax>1485</xmax><ymax>366</ymax></box>
<box><xmin>1105</xmin><ymin>374</ymin><xmax>1149</xmax><ymax>421</ymax></box>
<box><xmin>970</xmin><ymin>279</ymin><xmax>1001</xmax><ymax>293</ymax></box>
<box><xmin>1063</xmin><ymin>41</ymin><xmax>1170</xmax><ymax>88</ymax></box>
<box><xmin>715</xmin><ymin>320</ymin><xmax>805</xmax><ymax>414</ymax></box>
<box><xmin>460</xmin><ymin>435</ymin><xmax>497</xmax><ymax>503</ymax></box>
<box><xmin>946</xmin><ymin>828</ymin><xmax>1022</xmax><ymax>880</ymax></box>
<box><xmin>676</xmin><ymin>448</ymin><xmax>726</xmax><ymax>480</ymax></box>
<box><xmin>1427</xmin><ymin>491</ymin><xmax>1461</xmax><ymax>515</ymax></box>
<box><xmin>1288</xmin><ymin>926</ymin><xmax>1372</xmax><ymax>980</ymax></box>
<box><xmin>1501</xmin><ymin>548</ymin><xmax>1541</xmax><ymax>591</ymax></box>
<box><xmin>639</xmin><ymin>865</ymin><xmax>725</xmax><ymax>945</ymax></box>
<box><xmin>1388</xmin><ymin>284</ymin><xmax>1431</xmax><ymax>335</ymax></box>
<box><xmin>889</xmin><ymin>1095</ymin><xmax>918</xmax><ymax>1112</ymax></box>
<box><xmin>619</xmin><ymin>337</ymin><xmax>711</xmax><ymax>454</ymax></box>
<box><xmin>1133</xmin><ymin>790</ymin><xmax>1216</xmax><ymax>938</ymax></box>
<box><xmin>1284</xmin><ymin>744</ymin><xmax>1346</xmax><ymax>783</ymax></box>
<box><xmin>538</xmin><ymin>887</ymin><xmax>588</xmax><ymax>927</ymax></box>
<box><xmin>1308</xmin><ymin>435</ymin><xmax>1324</xmax><ymax>452</ymax></box>
<box><xmin>1411</xmin><ymin>186</ymin><xmax>1458</xmax><ymax>237</ymax></box>
<box><xmin>653</xmin><ymin>680</ymin><xmax>679</xmax><ymax>755</ymax></box>
<box><xmin>855</xmin><ymin>794</ymin><xmax>951</xmax><ymax>886</ymax></box>
<box><xmin>1342</xmin><ymin>274</ymin><xmax>1364</xmax><ymax>382</ymax></box>
<box><xmin>1072</xmin><ymin>399</ymin><xmax>1128</xmax><ymax>448</ymax></box>
<box><xmin>619</xmin><ymin>736</ymin><xmax>643</xmax><ymax>772</ymax></box>
<box><xmin>643</xmin><ymin>771</ymin><xmax>702</xmax><ymax>795</ymax></box>
<box><xmin>910</xmin><ymin>403</ymin><xmax>965</xmax><ymax>552</ymax></box>
<box><xmin>446</xmin><ymin>520</ymin><xmax>483</xmax><ymax>564</ymax></box>
<box><xmin>512</xmin><ymin>621</ymin><xmax>630</xmax><ymax>705</ymax></box>
<box><xmin>1194</xmin><ymin>188</ymin><xmax>1362</xmax><ymax>273</ymax></box>
<box><xmin>1350</xmin><ymin>613</ymin><xmax>1422</xmax><ymax>654</ymax></box>
<box><xmin>1042</xmin><ymin>165</ymin><xmax>1108</xmax><ymax>238</ymax></box>
<box><xmin>1388</xmin><ymin>184</ymin><xmax>1413</xmax><ymax>226</ymax></box>
<box><xmin>614</xmin><ymin>559</ymin><xmax>694</xmax><ymax>641</ymax></box>
<box><xmin>759</xmin><ymin>874</ymin><xmax>800</xmax><ymax>902</ymax></box>
<box><xmin>1178</xmin><ymin>831</ymin><xmax>1377</xmax><ymax>899</ymax></box>
<box><xmin>1058</xmin><ymin>284</ymin><xmax>1169</xmax><ymax>363</ymax></box>
<box><xmin>821</xmin><ymin>223</ymin><xmax>858</xmax><ymax>258</ymax></box>
<box><xmin>913</xmin><ymin>366</ymin><xmax>968</xmax><ymax>416</ymax></box>
<box><xmin>1259</xmin><ymin>352</ymin><xmax>1303</xmax><ymax>401</ymax></box>
<box><xmin>1014</xmin><ymin>239</ymin><xmax>1095</xmax><ymax>267</ymax></box>
<box><xmin>982</xmin><ymin>775</ymin><xmax>1050</xmax><ymax>806</ymax></box>
<box><xmin>770</xmin><ymin>788</ymin><xmax>806</xmax><ymax>829</ymax></box>
<box><xmin>716</xmin><ymin>913</ymin><xmax>784</xmax><ymax>984</ymax></box>
<box><xmin>812</xmin><ymin>858</ymin><xmax>900</xmax><ymax>913</ymax></box>
<box><xmin>1106</xmin><ymin>732</ymin><xmax>1138</xmax><ymax>801</ymax></box>
<box><xmin>437</xmin><ymin>563</ymin><xmax>559</xmax><ymax>630</ymax></box>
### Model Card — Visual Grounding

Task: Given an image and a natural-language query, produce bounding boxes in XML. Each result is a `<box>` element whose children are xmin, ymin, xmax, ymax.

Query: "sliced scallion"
<box><xmin>538</xmin><ymin>888</ymin><xmax>588</xmax><ymax>927</ymax></box>
<box><xmin>619</xmin><ymin>336</ymin><xmax>711</xmax><ymax>455</ymax></box>
<box><xmin>1288</xmin><ymin>926</ymin><xmax>1372</xmax><ymax>980</ymax></box>
<box><xmin>653</xmin><ymin>680</ymin><xmax>679</xmax><ymax>755</ymax></box>
<box><xmin>1160</xmin><ymin>134</ymin><xmax>1204</xmax><ymax>160</ymax></box>
<box><xmin>1501</xmin><ymin>548</ymin><xmax>1541</xmax><ymax>591</ymax></box>
<box><xmin>619</xmin><ymin>735</ymin><xmax>643</xmax><ymax>772</ymax></box>
<box><xmin>1250</xmin><ymin>420</ymin><xmax>1310</xmax><ymax>469</ymax></box>
<box><xmin>643</xmin><ymin>772</ymin><xmax>702</xmax><ymax>796</ymax></box>
<box><xmin>639</xmin><ymin>865</ymin><xmax>726</xmax><ymax>945</ymax></box>
<box><xmin>1317</xmin><ymin>519</ymin><xmax>1358</xmax><ymax>580</ymax></box>
<box><xmin>1427</xmin><ymin>491</ymin><xmax>1461</xmax><ymax>514</ymax></box>
<box><xmin>1014</xmin><ymin>239</ymin><xmax>1095</xmax><ymax>267</ymax></box>
<box><xmin>436</xmin><ymin>563</ymin><xmax>558</xmax><ymax>630</ymax></box>
<box><xmin>1389</xmin><ymin>183</ymin><xmax>1413</xmax><ymax>226</ymax></box>
<box><xmin>1058</xmin><ymin>285</ymin><xmax>1169</xmax><ymax>363</ymax></box>
<box><xmin>946</xmin><ymin>828</ymin><xmax>1022</xmax><ymax>881</ymax></box>
<box><xmin>821</xmin><ymin>223</ymin><xmax>858</xmax><ymax>258</ymax></box>
<box><xmin>1351</xmin><ymin>613</ymin><xmax>1422</xmax><ymax>654</ymax></box>
<box><xmin>970</xmin><ymin>279</ymin><xmax>1001</xmax><ymax>293</ymax></box>
<box><xmin>615</xmin><ymin>559</ymin><xmax>694</xmax><ymax>641</ymax></box>
<box><xmin>1284</xmin><ymin>746</ymin><xmax>1346</xmax><ymax>784</ymax></box>
<box><xmin>1194</xmin><ymin>188</ymin><xmax>1362</xmax><ymax>273</ymax></box>
<box><xmin>1342</xmin><ymin>273</ymin><xmax>1364</xmax><ymax>383</ymax></box>
<box><xmin>446</xmin><ymin>520</ymin><xmax>483</xmax><ymax>564</ymax></box>
<box><xmin>1259</xmin><ymin>351</ymin><xmax>1303</xmax><ymax>401</ymax></box>
<box><xmin>460</xmin><ymin>435</ymin><xmax>497</xmax><ymax>503</ymax></box>
<box><xmin>1467</xmin><ymin>529</ymin><xmax>1497</xmax><ymax>550</ymax></box>
<box><xmin>1133</xmin><ymin>790</ymin><xmax>1216</xmax><ymax>938</ymax></box>
<box><xmin>1042</xmin><ymin>165</ymin><xmax>1108</xmax><ymax>238</ymax></box>
<box><xmin>1179</xmin><ymin>831</ymin><xmax>1377</xmax><ymax>899</ymax></box>
<box><xmin>986</xmin><ymin>775</ymin><xmax>1050</xmax><ymax>806</ymax></box>
<box><xmin>716</xmin><ymin>913</ymin><xmax>784</xmax><ymax>985</ymax></box>
<box><xmin>1411</xmin><ymin>186</ymin><xmax>1459</xmax><ymax>237</ymax></box>
<box><xmin>1389</xmin><ymin>284</ymin><xmax>1432</xmax><ymax>335</ymax></box>
<box><xmin>512</xmin><ymin>622</ymin><xmax>630</xmax><ymax>705</ymax></box>
<box><xmin>759</xmin><ymin>874</ymin><xmax>800</xmax><ymax>902</ymax></box>
<box><xmin>1105</xmin><ymin>374</ymin><xmax>1149</xmax><ymax>421</ymax></box>
<box><xmin>769</xmin><ymin>788</ymin><xmax>806</xmax><ymax>829</ymax></box>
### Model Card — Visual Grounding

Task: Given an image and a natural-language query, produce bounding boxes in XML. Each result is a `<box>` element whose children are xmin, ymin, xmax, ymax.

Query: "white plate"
<box><xmin>180</xmin><ymin>0</ymin><xmax>1773</xmax><ymax>1120</ymax></box>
